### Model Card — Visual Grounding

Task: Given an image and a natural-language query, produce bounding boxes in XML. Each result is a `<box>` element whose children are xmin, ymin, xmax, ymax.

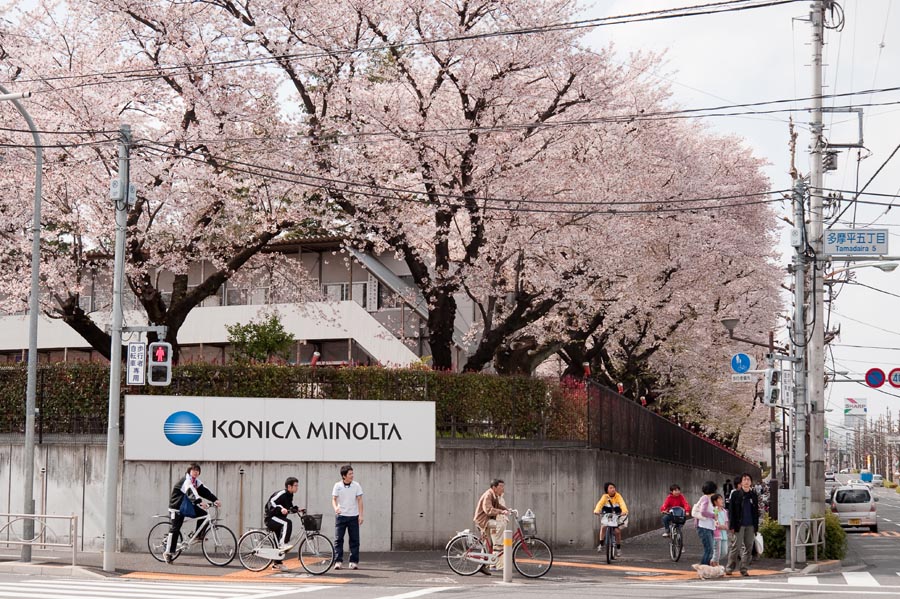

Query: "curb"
<box><xmin>801</xmin><ymin>559</ymin><xmax>842</xmax><ymax>575</ymax></box>
<box><xmin>0</xmin><ymin>562</ymin><xmax>107</xmax><ymax>579</ymax></box>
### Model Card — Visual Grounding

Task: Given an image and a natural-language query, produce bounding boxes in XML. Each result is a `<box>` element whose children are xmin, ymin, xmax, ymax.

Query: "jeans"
<box><xmin>662</xmin><ymin>513</ymin><xmax>672</xmax><ymax>531</ymax></box>
<box><xmin>697</xmin><ymin>527</ymin><xmax>715</xmax><ymax>565</ymax></box>
<box><xmin>334</xmin><ymin>515</ymin><xmax>360</xmax><ymax>564</ymax></box>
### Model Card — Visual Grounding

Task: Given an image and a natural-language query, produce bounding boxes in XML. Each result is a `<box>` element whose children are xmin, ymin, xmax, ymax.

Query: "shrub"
<box><xmin>885</xmin><ymin>480</ymin><xmax>898</xmax><ymax>489</ymax></box>
<box><xmin>758</xmin><ymin>512</ymin><xmax>846</xmax><ymax>560</ymax></box>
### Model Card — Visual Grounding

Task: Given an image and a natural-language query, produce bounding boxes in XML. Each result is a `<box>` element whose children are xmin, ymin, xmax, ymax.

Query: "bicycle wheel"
<box><xmin>298</xmin><ymin>532</ymin><xmax>335</xmax><ymax>575</ymax></box>
<box><xmin>669</xmin><ymin>528</ymin><xmax>683</xmax><ymax>562</ymax></box>
<box><xmin>238</xmin><ymin>529</ymin><xmax>275</xmax><ymax>572</ymax></box>
<box><xmin>605</xmin><ymin>528</ymin><xmax>615</xmax><ymax>564</ymax></box>
<box><xmin>148</xmin><ymin>522</ymin><xmax>181</xmax><ymax>562</ymax></box>
<box><xmin>512</xmin><ymin>537</ymin><xmax>553</xmax><ymax>578</ymax></box>
<box><xmin>446</xmin><ymin>534</ymin><xmax>486</xmax><ymax>576</ymax></box>
<box><xmin>202</xmin><ymin>524</ymin><xmax>237</xmax><ymax>566</ymax></box>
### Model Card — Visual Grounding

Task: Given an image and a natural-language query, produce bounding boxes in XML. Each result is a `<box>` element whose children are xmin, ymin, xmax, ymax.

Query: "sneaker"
<box><xmin>596</xmin><ymin>543</ymin><xmax>603</xmax><ymax>553</ymax></box>
<box><xmin>725</xmin><ymin>569</ymin><xmax>733</xmax><ymax>576</ymax></box>
<box><xmin>662</xmin><ymin>532</ymin><xmax>670</xmax><ymax>538</ymax></box>
<box><xmin>615</xmin><ymin>546</ymin><xmax>622</xmax><ymax>557</ymax></box>
<box><xmin>163</xmin><ymin>552</ymin><xmax>174</xmax><ymax>565</ymax></box>
<box><xmin>349</xmin><ymin>562</ymin><xmax>358</xmax><ymax>570</ymax></box>
<box><xmin>272</xmin><ymin>562</ymin><xmax>284</xmax><ymax>571</ymax></box>
<box><xmin>334</xmin><ymin>562</ymin><xmax>342</xmax><ymax>570</ymax></box>
<box><xmin>479</xmin><ymin>565</ymin><xmax>492</xmax><ymax>576</ymax></box>
<box><xmin>741</xmin><ymin>571</ymin><xmax>750</xmax><ymax>577</ymax></box>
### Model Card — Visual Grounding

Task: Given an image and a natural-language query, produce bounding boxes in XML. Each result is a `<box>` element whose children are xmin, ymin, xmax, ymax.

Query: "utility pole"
<box><xmin>807</xmin><ymin>0</ymin><xmax>827</xmax><ymax>519</ymax></box>
<box><xmin>103</xmin><ymin>124</ymin><xmax>131</xmax><ymax>573</ymax></box>
<box><xmin>791</xmin><ymin>179</ymin><xmax>809</xmax><ymax>554</ymax></box>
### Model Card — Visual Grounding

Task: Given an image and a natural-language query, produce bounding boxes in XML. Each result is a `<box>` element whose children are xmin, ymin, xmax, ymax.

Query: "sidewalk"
<box><xmin>0</xmin><ymin>530</ymin><xmax>790</xmax><ymax>585</ymax></box>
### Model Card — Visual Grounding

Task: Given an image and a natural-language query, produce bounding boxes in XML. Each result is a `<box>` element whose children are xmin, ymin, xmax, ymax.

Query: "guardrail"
<box><xmin>0</xmin><ymin>513</ymin><xmax>78</xmax><ymax>566</ymax></box>
<box><xmin>790</xmin><ymin>517</ymin><xmax>825</xmax><ymax>570</ymax></box>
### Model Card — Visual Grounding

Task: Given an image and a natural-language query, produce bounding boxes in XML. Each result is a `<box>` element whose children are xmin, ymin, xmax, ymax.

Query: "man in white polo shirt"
<box><xmin>331</xmin><ymin>464</ymin><xmax>364</xmax><ymax>570</ymax></box>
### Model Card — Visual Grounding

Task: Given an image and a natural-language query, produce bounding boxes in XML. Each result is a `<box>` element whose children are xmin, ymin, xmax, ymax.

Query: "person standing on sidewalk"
<box><xmin>693</xmin><ymin>481</ymin><xmax>717</xmax><ymax>566</ymax></box>
<box><xmin>725</xmin><ymin>473</ymin><xmax>759</xmax><ymax>577</ymax></box>
<box><xmin>332</xmin><ymin>465</ymin><xmax>364</xmax><ymax>571</ymax></box>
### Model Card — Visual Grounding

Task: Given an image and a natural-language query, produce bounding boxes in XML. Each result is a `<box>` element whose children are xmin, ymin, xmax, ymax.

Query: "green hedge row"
<box><xmin>0</xmin><ymin>363</ymin><xmax>583</xmax><ymax>440</ymax></box>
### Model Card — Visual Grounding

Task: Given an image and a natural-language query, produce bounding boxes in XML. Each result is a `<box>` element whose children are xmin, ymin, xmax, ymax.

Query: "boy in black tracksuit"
<box><xmin>165</xmin><ymin>463</ymin><xmax>219</xmax><ymax>563</ymax></box>
<box><xmin>266</xmin><ymin>477</ymin><xmax>301</xmax><ymax>570</ymax></box>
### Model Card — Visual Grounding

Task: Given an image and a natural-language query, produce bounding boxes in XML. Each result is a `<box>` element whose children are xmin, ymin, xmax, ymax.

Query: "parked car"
<box><xmin>872</xmin><ymin>474</ymin><xmax>884</xmax><ymax>487</ymax></box>
<box><xmin>831</xmin><ymin>484</ymin><xmax>878</xmax><ymax>532</ymax></box>
<box><xmin>839</xmin><ymin>468</ymin><xmax>850</xmax><ymax>474</ymax></box>
<box><xmin>825</xmin><ymin>471</ymin><xmax>836</xmax><ymax>482</ymax></box>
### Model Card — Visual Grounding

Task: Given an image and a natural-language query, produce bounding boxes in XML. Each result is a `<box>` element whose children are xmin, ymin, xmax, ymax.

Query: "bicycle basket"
<box><xmin>670</xmin><ymin>507</ymin><xmax>686</xmax><ymax>525</ymax></box>
<box><xmin>520</xmin><ymin>512</ymin><xmax>537</xmax><ymax>537</ymax></box>
<box><xmin>302</xmin><ymin>513</ymin><xmax>323</xmax><ymax>532</ymax></box>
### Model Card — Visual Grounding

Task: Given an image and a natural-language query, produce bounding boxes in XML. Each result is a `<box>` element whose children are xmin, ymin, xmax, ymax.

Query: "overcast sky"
<box><xmin>580</xmin><ymin>0</ymin><xmax>900</xmax><ymax>435</ymax></box>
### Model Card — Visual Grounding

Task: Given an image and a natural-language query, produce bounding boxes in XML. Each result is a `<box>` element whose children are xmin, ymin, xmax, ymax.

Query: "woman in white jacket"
<box><xmin>694</xmin><ymin>481</ymin><xmax>718</xmax><ymax>566</ymax></box>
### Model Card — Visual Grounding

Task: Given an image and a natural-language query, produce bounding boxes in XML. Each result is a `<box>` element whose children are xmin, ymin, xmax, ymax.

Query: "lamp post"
<box><xmin>0</xmin><ymin>84</ymin><xmax>42</xmax><ymax>562</ymax></box>
<box><xmin>721</xmin><ymin>318</ymin><xmax>786</xmax><ymax>518</ymax></box>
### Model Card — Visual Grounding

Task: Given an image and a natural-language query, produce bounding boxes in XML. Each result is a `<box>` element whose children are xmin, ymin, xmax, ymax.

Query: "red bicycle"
<box><xmin>445</xmin><ymin>509</ymin><xmax>553</xmax><ymax>578</ymax></box>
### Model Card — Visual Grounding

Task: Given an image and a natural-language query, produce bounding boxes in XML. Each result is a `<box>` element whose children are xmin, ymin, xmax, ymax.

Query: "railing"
<box><xmin>586</xmin><ymin>381</ymin><xmax>758</xmax><ymax>474</ymax></box>
<box><xmin>790</xmin><ymin>517</ymin><xmax>826</xmax><ymax>571</ymax></box>
<box><xmin>0</xmin><ymin>513</ymin><xmax>79</xmax><ymax>566</ymax></box>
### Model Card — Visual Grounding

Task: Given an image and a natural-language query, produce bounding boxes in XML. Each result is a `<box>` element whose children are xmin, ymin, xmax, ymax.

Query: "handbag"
<box><xmin>754</xmin><ymin>532</ymin><xmax>764</xmax><ymax>555</ymax></box>
<box><xmin>179</xmin><ymin>494</ymin><xmax>197</xmax><ymax>518</ymax></box>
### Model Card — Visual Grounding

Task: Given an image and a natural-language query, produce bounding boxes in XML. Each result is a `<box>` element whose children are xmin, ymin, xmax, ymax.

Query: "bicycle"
<box><xmin>147</xmin><ymin>505</ymin><xmax>237</xmax><ymax>566</ymax></box>
<box><xmin>445</xmin><ymin>508</ymin><xmax>552</xmax><ymax>578</ymax></box>
<box><xmin>238</xmin><ymin>508</ymin><xmax>335</xmax><ymax>574</ymax></box>
<box><xmin>665</xmin><ymin>507</ymin><xmax>686</xmax><ymax>562</ymax></box>
<box><xmin>598</xmin><ymin>504</ymin><xmax>626</xmax><ymax>564</ymax></box>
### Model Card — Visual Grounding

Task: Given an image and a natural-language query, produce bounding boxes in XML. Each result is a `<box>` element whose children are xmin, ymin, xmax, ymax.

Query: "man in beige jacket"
<box><xmin>473</xmin><ymin>479</ymin><xmax>509</xmax><ymax>574</ymax></box>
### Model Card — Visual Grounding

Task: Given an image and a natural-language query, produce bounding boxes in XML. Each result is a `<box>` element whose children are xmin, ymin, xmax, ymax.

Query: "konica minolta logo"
<box><xmin>164</xmin><ymin>411</ymin><xmax>203</xmax><ymax>446</ymax></box>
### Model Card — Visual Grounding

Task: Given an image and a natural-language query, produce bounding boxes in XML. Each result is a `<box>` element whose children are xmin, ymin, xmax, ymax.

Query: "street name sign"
<box><xmin>824</xmin><ymin>229</ymin><xmax>888</xmax><ymax>256</ymax></box>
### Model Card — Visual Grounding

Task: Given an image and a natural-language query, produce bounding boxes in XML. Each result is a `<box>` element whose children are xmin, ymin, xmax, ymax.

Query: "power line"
<box><xmin>10</xmin><ymin>0</ymin><xmax>803</xmax><ymax>90</ymax></box>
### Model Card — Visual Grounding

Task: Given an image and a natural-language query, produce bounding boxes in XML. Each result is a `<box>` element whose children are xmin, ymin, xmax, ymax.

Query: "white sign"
<box><xmin>731</xmin><ymin>374</ymin><xmax>753</xmax><ymax>383</ymax></box>
<box><xmin>124</xmin><ymin>395</ymin><xmax>436</xmax><ymax>462</ymax></box>
<box><xmin>844</xmin><ymin>397</ymin><xmax>867</xmax><ymax>415</ymax></box>
<box><xmin>126</xmin><ymin>342</ymin><xmax>146</xmax><ymax>385</ymax></box>
<box><xmin>824</xmin><ymin>229</ymin><xmax>888</xmax><ymax>256</ymax></box>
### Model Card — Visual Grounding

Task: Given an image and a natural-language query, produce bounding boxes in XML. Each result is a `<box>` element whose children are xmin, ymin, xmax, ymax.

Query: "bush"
<box><xmin>885</xmin><ymin>480</ymin><xmax>898</xmax><ymax>489</ymax></box>
<box><xmin>758</xmin><ymin>512</ymin><xmax>846</xmax><ymax>560</ymax></box>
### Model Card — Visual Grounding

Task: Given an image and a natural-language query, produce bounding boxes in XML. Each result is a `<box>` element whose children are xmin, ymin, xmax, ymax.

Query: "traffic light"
<box><xmin>763</xmin><ymin>366</ymin><xmax>780</xmax><ymax>406</ymax></box>
<box><xmin>147</xmin><ymin>342</ymin><xmax>172</xmax><ymax>386</ymax></box>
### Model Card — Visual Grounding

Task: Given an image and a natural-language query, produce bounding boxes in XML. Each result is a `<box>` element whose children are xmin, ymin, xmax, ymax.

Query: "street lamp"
<box><xmin>0</xmin><ymin>83</ymin><xmax>42</xmax><ymax>563</ymax></box>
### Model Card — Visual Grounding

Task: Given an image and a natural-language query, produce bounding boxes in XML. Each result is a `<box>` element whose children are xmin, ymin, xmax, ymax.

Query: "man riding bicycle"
<box><xmin>265</xmin><ymin>477</ymin><xmax>302</xmax><ymax>570</ymax></box>
<box><xmin>473</xmin><ymin>479</ymin><xmax>510</xmax><ymax>575</ymax></box>
<box><xmin>660</xmin><ymin>484</ymin><xmax>690</xmax><ymax>537</ymax></box>
<box><xmin>164</xmin><ymin>463</ymin><xmax>220</xmax><ymax>564</ymax></box>
<box><xmin>593</xmin><ymin>482</ymin><xmax>628</xmax><ymax>557</ymax></box>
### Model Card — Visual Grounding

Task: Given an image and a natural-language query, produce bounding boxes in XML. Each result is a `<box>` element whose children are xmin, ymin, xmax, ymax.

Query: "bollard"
<box><xmin>502</xmin><ymin>528</ymin><xmax>512</xmax><ymax>583</ymax></box>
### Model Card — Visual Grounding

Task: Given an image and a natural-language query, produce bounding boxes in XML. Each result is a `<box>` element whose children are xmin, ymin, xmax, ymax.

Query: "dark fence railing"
<box><xmin>587</xmin><ymin>381</ymin><xmax>758</xmax><ymax>475</ymax></box>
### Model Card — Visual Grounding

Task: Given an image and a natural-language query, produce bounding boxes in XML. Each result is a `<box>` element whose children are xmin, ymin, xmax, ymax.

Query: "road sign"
<box><xmin>126</xmin><ymin>342</ymin><xmax>146</xmax><ymax>385</ymax></box>
<box><xmin>865</xmin><ymin>368</ymin><xmax>886</xmax><ymax>388</ymax></box>
<box><xmin>731</xmin><ymin>374</ymin><xmax>753</xmax><ymax>383</ymax></box>
<box><xmin>889</xmin><ymin>368</ymin><xmax>900</xmax><ymax>388</ymax></box>
<box><xmin>731</xmin><ymin>353</ymin><xmax>756</xmax><ymax>374</ymax></box>
<box><xmin>824</xmin><ymin>228</ymin><xmax>888</xmax><ymax>256</ymax></box>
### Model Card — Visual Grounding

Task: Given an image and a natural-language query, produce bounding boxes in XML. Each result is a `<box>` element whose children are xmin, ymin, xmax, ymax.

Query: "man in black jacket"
<box><xmin>725</xmin><ymin>473</ymin><xmax>759</xmax><ymax>577</ymax></box>
<box><xmin>165</xmin><ymin>463</ymin><xmax>220</xmax><ymax>564</ymax></box>
<box><xmin>265</xmin><ymin>477</ymin><xmax>300</xmax><ymax>570</ymax></box>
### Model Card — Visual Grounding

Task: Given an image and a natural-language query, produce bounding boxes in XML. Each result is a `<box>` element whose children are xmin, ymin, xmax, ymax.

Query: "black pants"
<box><xmin>166</xmin><ymin>507</ymin><xmax>208</xmax><ymax>554</ymax></box>
<box><xmin>266</xmin><ymin>515</ymin><xmax>292</xmax><ymax>547</ymax></box>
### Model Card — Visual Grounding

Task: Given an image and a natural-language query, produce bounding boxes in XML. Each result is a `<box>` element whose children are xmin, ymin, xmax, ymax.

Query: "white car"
<box><xmin>831</xmin><ymin>484</ymin><xmax>878</xmax><ymax>532</ymax></box>
<box><xmin>872</xmin><ymin>474</ymin><xmax>884</xmax><ymax>487</ymax></box>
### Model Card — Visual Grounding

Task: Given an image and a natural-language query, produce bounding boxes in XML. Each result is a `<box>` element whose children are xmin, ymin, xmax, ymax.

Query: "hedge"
<box><xmin>0</xmin><ymin>363</ymin><xmax>585</xmax><ymax>440</ymax></box>
<box><xmin>759</xmin><ymin>512</ymin><xmax>847</xmax><ymax>561</ymax></box>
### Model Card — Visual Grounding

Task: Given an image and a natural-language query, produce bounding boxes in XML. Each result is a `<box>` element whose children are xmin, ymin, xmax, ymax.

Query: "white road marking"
<box><xmin>0</xmin><ymin>580</ymin><xmax>329</xmax><ymax>599</ymax></box>
<box><xmin>371</xmin><ymin>589</ymin><xmax>455</xmax><ymax>599</ymax></box>
<box><xmin>788</xmin><ymin>576</ymin><xmax>820</xmax><ymax>584</ymax></box>
<box><xmin>844</xmin><ymin>572</ymin><xmax>880</xmax><ymax>587</ymax></box>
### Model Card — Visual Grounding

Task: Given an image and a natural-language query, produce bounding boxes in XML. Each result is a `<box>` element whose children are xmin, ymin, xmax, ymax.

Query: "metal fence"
<box><xmin>587</xmin><ymin>381</ymin><xmax>758</xmax><ymax>475</ymax></box>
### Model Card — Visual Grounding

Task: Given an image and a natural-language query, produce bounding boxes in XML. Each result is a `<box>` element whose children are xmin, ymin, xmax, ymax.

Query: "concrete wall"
<box><xmin>0</xmin><ymin>442</ymin><xmax>742</xmax><ymax>552</ymax></box>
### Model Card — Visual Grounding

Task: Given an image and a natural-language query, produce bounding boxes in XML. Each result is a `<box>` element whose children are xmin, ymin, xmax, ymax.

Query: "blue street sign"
<box><xmin>731</xmin><ymin>353</ymin><xmax>754</xmax><ymax>374</ymax></box>
<box><xmin>866</xmin><ymin>368</ymin><xmax>886</xmax><ymax>388</ymax></box>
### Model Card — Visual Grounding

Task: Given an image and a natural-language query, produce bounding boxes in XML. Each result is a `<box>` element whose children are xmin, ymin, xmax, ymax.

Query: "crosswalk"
<box><xmin>728</xmin><ymin>571</ymin><xmax>900</xmax><ymax>589</ymax></box>
<box><xmin>0</xmin><ymin>579</ymin><xmax>334</xmax><ymax>598</ymax></box>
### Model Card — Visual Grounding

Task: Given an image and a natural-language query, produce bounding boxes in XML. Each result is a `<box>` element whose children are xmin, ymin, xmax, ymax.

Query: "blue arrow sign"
<box><xmin>731</xmin><ymin>353</ymin><xmax>753</xmax><ymax>374</ymax></box>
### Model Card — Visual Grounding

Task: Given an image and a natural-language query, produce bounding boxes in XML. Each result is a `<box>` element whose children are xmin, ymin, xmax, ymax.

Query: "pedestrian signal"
<box><xmin>147</xmin><ymin>341</ymin><xmax>172</xmax><ymax>386</ymax></box>
<box><xmin>763</xmin><ymin>367</ymin><xmax>780</xmax><ymax>406</ymax></box>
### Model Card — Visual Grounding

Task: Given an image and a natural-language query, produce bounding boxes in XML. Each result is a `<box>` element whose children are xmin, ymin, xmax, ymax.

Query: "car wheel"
<box><xmin>870</xmin><ymin>525</ymin><xmax>878</xmax><ymax>533</ymax></box>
